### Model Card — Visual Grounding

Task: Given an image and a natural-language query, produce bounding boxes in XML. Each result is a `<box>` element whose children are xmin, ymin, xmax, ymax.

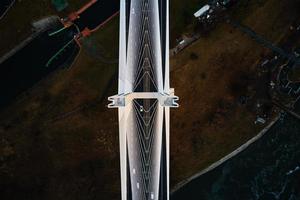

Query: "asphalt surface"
<box><xmin>228</xmin><ymin>19</ymin><xmax>300</xmax><ymax>65</ymax></box>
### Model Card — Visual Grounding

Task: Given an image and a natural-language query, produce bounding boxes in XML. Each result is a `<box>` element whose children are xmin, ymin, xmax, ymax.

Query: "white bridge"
<box><xmin>109</xmin><ymin>0</ymin><xmax>178</xmax><ymax>199</ymax></box>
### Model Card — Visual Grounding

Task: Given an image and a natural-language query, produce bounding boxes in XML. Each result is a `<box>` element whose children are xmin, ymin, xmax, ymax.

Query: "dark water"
<box><xmin>172</xmin><ymin>113</ymin><xmax>300</xmax><ymax>200</ymax></box>
<box><xmin>74</xmin><ymin>0</ymin><xmax>119</xmax><ymax>31</ymax></box>
<box><xmin>0</xmin><ymin>1</ymin><xmax>119</xmax><ymax>109</ymax></box>
<box><xmin>0</xmin><ymin>0</ymin><xmax>14</xmax><ymax>17</ymax></box>
<box><xmin>0</xmin><ymin>23</ymin><xmax>79</xmax><ymax>109</ymax></box>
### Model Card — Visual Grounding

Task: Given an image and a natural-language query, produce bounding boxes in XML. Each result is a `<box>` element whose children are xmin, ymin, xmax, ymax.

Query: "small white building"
<box><xmin>194</xmin><ymin>4</ymin><xmax>210</xmax><ymax>18</ymax></box>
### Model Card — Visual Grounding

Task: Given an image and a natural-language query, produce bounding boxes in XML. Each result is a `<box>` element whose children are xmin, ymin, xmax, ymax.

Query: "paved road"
<box><xmin>272</xmin><ymin>100</ymin><xmax>300</xmax><ymax>120</ymax></box>
<box><xmin>228</xmin><ymin>19</ymin><xmax>300</xmax><ymax>65</ymax></box>
<box><xmin>0</xmin><ymin>0</ymin><xmax>15</xmax><ymax>20</ymax></box>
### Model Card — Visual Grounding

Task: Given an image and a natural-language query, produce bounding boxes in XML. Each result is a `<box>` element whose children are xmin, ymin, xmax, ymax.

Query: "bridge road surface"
<box><xmin>108</xmin><ymin>0</ymin><xmax>178</xmax><ymax>200</ymax></box>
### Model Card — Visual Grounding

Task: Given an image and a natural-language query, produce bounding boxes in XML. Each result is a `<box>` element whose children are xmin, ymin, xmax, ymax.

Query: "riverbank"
<box><xmin>0</xmin><ymin>0</ymin><xmax>89</xmax><ymax>56</ymax></box>
<box><xmin>0</xmin><ymin>15</ymin><xmax>81</xmax><ymax>109</ymax></box>
<box><xmin>171</xmin><ymin>115</ymin><xmax>280</xmax><ymax>194</ymax></box>
<box><xmin>172</xmin><ymin>113</ymin><xmax>300</xmax><ymax>199</ymax></box>
<box><xmin>0</xmin><ymin>16</ymin><xmax>60</xmax><ymax>64</ymax></box>
<box><xmin>0</xmin><ymin>0</ymin><xmax>120</xmax><ymax>109</ymax></box>
<box><xmin>0</xmin><ymin>0</ymin><xmax>299</xmax><ymax>199</ymax></box>
<box><xmin>0</xmin><ymin>0</ymin><xmax>15</xmax><ymax>21</ymax></box>
<box><xmin>170</xmin><ymin>0</ymin><xmax>300</xmax><ymax>186</ymax></box>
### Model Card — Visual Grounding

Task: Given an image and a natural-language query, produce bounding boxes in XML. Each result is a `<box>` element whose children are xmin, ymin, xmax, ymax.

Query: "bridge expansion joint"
<box><xmin>108</xmin><ymin>89</ymin><xmax>179</xmax><ymax>108</ymax></box>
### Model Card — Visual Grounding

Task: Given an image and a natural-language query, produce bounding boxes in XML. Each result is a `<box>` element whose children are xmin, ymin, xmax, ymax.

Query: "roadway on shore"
<box><xmin>0</xmin><ymin>0</ymin><xmax>15</xmax><ymax>20</ymax></box>
<box><xmin>228</xmin><ymin>19</ymin><xmax>300</xmax><ymax>65</ymax></box>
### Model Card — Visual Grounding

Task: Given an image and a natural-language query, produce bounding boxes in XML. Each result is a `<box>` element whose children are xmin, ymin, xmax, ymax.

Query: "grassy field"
<box><xmin>170</xmin><ymin>0</ymin><xmax>300</xmax><ymax>184</ymax></box>
<box><xmin>0</xmin><ymin>16</ymin><xmax>120</xmax><ymax>199</ymax></box>
<box><xmin>1</xmin><ymin>0</ymin><xmax>300</xmax><ymax>199</ymax></box>
<box><xmin>169</xmin><ymin>21</ymin><xmax>266</xmax><ymax>184</ymax></box>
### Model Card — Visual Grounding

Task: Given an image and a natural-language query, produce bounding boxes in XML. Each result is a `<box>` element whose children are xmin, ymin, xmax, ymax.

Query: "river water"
<box><xmin>172</xmin><ymin>111</ymin><xmax>300</xmax><ymax>200</ymax></box>
<box><xmin>73</xmin><ymin>0</ymin><xmax>119</xmax><ymax>31</ymax></box>
<box><xmin>0</xmin><ymin>23</ymin><xmax>79</xmax><ymax>109</ymax></box>
<box><xmin>0</xmin><ymin>0</ymin><xmax>14</xmax><ymax>17</ymax></box>
<box><xmin>1</xmin><ymin>1</ymin><xmax>300</xmax><ymax>199</ymax></box>
<box><xmin>0</xmin><ymin>0</ymin><xmax>119</xmax><ymax>109</ymax></box>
